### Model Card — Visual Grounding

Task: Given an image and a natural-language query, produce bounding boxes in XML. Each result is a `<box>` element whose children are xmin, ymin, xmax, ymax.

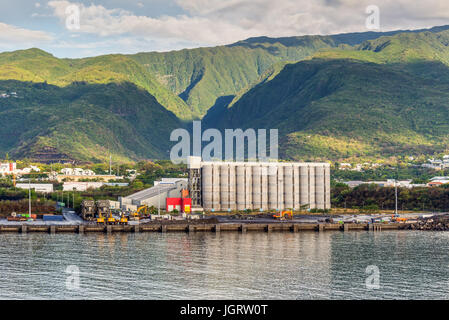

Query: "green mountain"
<box><xmin>128</xmin><ymin>27</ymin><xmax>449</xmax><ymax>118</ymax></box>
<box><xmin>203</xmin><ymin>28</ymin><xmax>449</xmax><ymax>161</ymax></box>
<box><xmin>0</xmin><ymin>49</ymin><xmax>193</xmax><ymax>120</ymax></box>
<box><xmin>2</xmin><ymin>25</ymin><xmax>449</xmax><ymax>162</ymax></box>
<box><xmin>4</xmin><ymin>26</ymin><xmax>446</xmax><ymax>121</ymax></box>
<box><xmin>0</xmin><ymin>80</ymin><xmax>183</xmax><ymax>162</ymax></box>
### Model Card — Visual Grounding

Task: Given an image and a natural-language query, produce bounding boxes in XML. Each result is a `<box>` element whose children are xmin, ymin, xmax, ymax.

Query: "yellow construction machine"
<box><xmin>273</xmin><ymin>210</ymin><xmax>293</xmax><ymax>220</ymax></box>
<box><xmin>118</xmin><ymin>212</ymin><xmax>128</xmax><ymax>225</ymax></box>
<box><xmin>107</xmin><ymin>211</ymin><xmax>117</xmax><ymax>225</ymax></box>
<box><xmin>97</xmin><ymin>212</ymin><xmax>105</xmax><ymax>224</ymax></box>
<box><xmin>129</xmin><ymin>205</ymin><xmax>148</xmax><ymax>221</ymax></box>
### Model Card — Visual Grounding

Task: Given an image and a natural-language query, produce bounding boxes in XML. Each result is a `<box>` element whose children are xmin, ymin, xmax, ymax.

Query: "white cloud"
<box><xmin>46</xmin><ymin>0</ymin><xmax>449</xmax><ymax>47</ymax></box>
<box><xmin>0</xmin><ymin>22</ymin><xmax>53</xmax><ymax>45</ymax></box>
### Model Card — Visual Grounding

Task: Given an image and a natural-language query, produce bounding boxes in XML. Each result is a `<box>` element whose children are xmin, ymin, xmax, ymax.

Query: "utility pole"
<box><xmin>395</xmin><ymin>161</ymin><xmax>399</xmax><ymax>216</ymax></box>
<box><xmin>158</xmin><ymin>186</ymin><xmax>161</xmax><ymax>216</ymax></box>
<box><xmin>28</xmin><ymin>178</ymin><xmax>31</xmax><ymax>218</ymax></box>
<box><xmin>109</xmin><ymin>154</ymin><xmax>112</xmax><ymax>176</ymax></box>
<box><xmin>394</xmin><ymin>180</ymin><xmax>398</xmax><ymax>216</ymax></box>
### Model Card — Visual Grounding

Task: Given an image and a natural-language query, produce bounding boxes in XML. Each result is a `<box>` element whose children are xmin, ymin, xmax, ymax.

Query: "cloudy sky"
<box><xmin>1</xmin><ymin>0</ymin><xmax>449</xmax><ymax>58</ymax></box>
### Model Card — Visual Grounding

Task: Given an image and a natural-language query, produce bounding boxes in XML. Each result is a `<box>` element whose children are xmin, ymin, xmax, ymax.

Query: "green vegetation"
<box><xmin>332</xmin><ymin>183</ymin><xmax>449</xmax><ymax>212</ymax></box>
<box><xmin>132</xmin><ymin>160</ymin><xmax>187</xmax><ymax>186</ymax></box>
<box><xmin>203</xmin><ymin>29</ymin><xmax>449</xmax><ymax>160</ymax></box>
<box><xmin>0</xmin><ymin>199</ymin><xmax>56</xmax><ymax>216</ymax></box>
<box><xmin>0</xmin><ymin>80</ymin><xmax>183</xmax><ymax>162</ymax></box>
<box><xmin>0</xmin><ymin>49</ymin><xmax>192</xmax><ymax>120</ymax></box>
<box><xmin>1</xmin><ymin>26</ymin><xmax>449</xmax><ymax>162</ymax></box>
<box><xmin>332</xmin><ymin>166</ymin><xmax>449</xmax><ymax>184</ymax></box>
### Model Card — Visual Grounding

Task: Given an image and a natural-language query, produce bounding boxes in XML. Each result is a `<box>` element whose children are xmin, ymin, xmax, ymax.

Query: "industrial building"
<box><xmin>16</xmin><ymin>183</ymin><xmax>54</xmax><ymax>193</ymax></box>
<box><xmin>116</xmin><ymin>158</ymin><xmax>331</xmax><ymax>213</ymax></box>
<box><xmin>187</xmin><ymin>156</ymin><xmax>331</xmax><ymax>211</ymax></box>
<box><xmin>119</xmin><ymin>178</ymin><xmax>188</xmax><ymax>211</ymax></box>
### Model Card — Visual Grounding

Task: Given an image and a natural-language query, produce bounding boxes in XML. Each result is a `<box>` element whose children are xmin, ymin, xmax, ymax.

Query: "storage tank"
<box><xmin>229</xmin><ymin>165</ymin><xmax>236</xmax><ymax>210</ymax></box>
<box><xmin>252</xmin><ymin>165</ymin><xmax>262</xmax><ymax>210</ymax></box>
<box><xmin>212</xmin><ymin>164</ymin><xmax>221</xmax><ymax>210</ymax></box>
<box><xmin>309</xmin><ymin>165</ymin><xmax>316</xmax><ymax>209</ymax></box>
<box><xmin>261</xmin><ymin>165</ymin><xmax>268</xmax><ymax>210</ymax></box>
<box><xmin>293</xmin><ymin>165</ymin><xmax>300</xmax><ymax>210</ymax></box>
<box><xmin>315</xmin><ymin>165</ymin><xmax>325</xmax><ymax>209</ymax></box>
<box><xmin>268</xmin><ymin>165</ymin><xmax>278</xmax><ymax>210</ymax></box>
<box><xmin>221</xmin><ymin>164</ymin><xmax>230</xmax><ymax>211</ymax></box>
<box><xmin>196</xmin><ymin>159</ymin><xmax>330</xmax><ymax>212</ymax></box>
<box><xmin>300</xmin><ymin>165</ymin><xmax>309</xmax><ymax>208</ymax></box>
<box><xmin>245</xmin><ymin>165</ymin><xmax>252</xmax><ymax>209</ymax></box>
<box><xmin>277</xmin><ymin>166</ymin><xmax>284</xmax><ymax>209</ymax></box>
<box><xmin>236</xmin><ymin>165</ymin><xmax>246</xmax><ymax>210</ymax></box>
<box><xmin>284</xmin><ymin>165</ymin><xmax>293</xmax><ymax>209</ymax></box>
<box><xmin>202</xmin><ymin>165</ymin><xmax>213</xmax><ymax>210</ymax></box>
<box><xmin>325</xmin><ymin>165</ymin><xmax>331</xmax><ymax>209</ymax></box>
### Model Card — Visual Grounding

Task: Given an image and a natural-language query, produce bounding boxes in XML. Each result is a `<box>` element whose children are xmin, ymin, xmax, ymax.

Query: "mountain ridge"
<box><xmin>2</xmin><ymin>26</ymin><xmax>449</xmax><ymax>162</ymax></box>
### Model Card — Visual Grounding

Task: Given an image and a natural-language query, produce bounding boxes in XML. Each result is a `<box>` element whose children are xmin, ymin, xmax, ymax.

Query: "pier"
<box><xmin>0</xmin><ymin>222</ymin><xmax>407</xmax><ymax>234</ymax></box>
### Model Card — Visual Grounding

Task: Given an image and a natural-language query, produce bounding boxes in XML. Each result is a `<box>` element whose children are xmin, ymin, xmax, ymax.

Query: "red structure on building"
<box><xmin>166</xmin><ymin>198</ymin><xmax>192</xmax><ymax>213</ymax></box>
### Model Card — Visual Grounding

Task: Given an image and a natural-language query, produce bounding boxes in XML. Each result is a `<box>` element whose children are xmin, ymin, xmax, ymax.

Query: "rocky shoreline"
<box><xmin>407</xmin><ymin>215</ymin><xmax>449</xmax><ymax>231</ymax></box>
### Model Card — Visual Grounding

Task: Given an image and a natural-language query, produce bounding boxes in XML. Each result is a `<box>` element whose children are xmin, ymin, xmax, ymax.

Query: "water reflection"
<box><xmin>0</xmin><ymin>231</ymin><xmax>448</xmax><ymax>299</ymax></box>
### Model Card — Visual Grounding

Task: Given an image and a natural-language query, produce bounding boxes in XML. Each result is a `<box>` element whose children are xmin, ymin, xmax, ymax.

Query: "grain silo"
<box><xmin>188</xmin><ymin>157</ymin><xmax>331</xmax><ymax>211</ymax></box>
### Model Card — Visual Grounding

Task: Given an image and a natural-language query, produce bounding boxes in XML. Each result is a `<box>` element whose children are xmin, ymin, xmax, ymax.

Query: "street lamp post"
<box><xmin>158</xmin><ymin>186</ymin><xmax>161</xmax><ymax>216</ymax></box>
<box><xmin>394</xmin><ymin>179</ymin><xmax>398</xmax><ymax>215</ymax></box>
<box><xmin>28</xmin><ymin>178</ymin><xmax>31</xmax><ymax>218</ymax></box>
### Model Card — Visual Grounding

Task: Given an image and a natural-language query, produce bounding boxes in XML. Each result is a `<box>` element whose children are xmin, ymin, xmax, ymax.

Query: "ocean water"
<box><xmin>0</xmin><ymin>230</ymin><xmax>448</xmax><ymax>300</ymax></box>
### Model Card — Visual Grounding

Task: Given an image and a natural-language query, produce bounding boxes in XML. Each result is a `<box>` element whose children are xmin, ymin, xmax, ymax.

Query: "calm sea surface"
<box><xmin>0</xmin><ymin>230</ymin><xmax>448</xmax><ymax>299</ymax></box>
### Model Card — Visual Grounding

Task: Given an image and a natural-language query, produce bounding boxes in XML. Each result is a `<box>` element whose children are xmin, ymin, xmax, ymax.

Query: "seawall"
<box><xmin>0</xmin><ymin>222</ymin><xmax>407</xmax><ymax>234</ymax></box>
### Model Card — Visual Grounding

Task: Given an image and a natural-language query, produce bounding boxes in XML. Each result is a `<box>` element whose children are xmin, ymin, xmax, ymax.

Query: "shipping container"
<box><xmin>43</xmin><ymin>215</ymin><xmax>64</xmax><ymax>221</ymax></box>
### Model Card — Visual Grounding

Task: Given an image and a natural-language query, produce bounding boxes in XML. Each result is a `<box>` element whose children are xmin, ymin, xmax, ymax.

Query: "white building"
<box><xmin>120</xmin><ymin>179</ymin><xmax>187</xmax><ymax>210</ymax></box>
<box><xmin>339</xmin><ymin>163</ymin><xmax>352</xmax><ymax>170</ymax></box>
<box><xmin>422</xmin><ymin>157</ymin><xmax>449</xmax><ymax>170</ymax></box>
<box><xmin>17</xmin><ymin>165</ymin><xmax>41</xmax><ymax>174</ymax></box>
<box><xmin>0</xmin><ymin>162</ymin><xmax>16</xmax><ymax>175</ymax></box>
<box><xmin>60</xmin><ymin>168</ymin><xmax>96</xmax><ymax>176</ymax></box>
<box><xmin>344</xmin><ymin>179</ymin><xmax>414</xmax><ymax>189</ymax></box>
<box><xmin>16</xmin><ymin>183</ymin><xmax>53</xmax><ymax>193</ymax></box>
<box><xmin>154</xmin><ymin>178</ymin><xmax>188</xmax><ymax>186</ymax></box>
<box><xmin>63</xmin><ymin>181</ymin><xmax>104</xmax><ymax>191</ymax></box>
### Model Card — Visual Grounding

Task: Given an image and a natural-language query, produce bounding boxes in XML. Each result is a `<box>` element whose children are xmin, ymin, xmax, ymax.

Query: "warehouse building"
<box><xmin>119</xmin><ymin>178</ymin><xmax>188</xmax><ymax>211</ymax></box>
<box><xmin>16</xmin><ymin>183</ymin><xmax>53</xmax><ymax>193</ymax></box>
<box><xmin>187</xmin><ymin>156</ymin><xmax>331</xmax><ymax>211</ymax></box>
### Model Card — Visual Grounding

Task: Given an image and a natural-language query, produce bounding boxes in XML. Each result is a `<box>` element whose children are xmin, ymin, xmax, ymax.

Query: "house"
<box><xmin>427</xmin><ymin>180</ymin><xmax>449</xmax><ymax>187</ymax></box>
<box><xmin>339</xmin><ymin>163</ymin><xmax>352</xmax><ymax>170</ymax></box>
<box><xmin>61</xmin><ymin>167</ymin><xmax>95</xmax><ymax>176</ymax></box>
<box><xmin>427</xmin><ymin>176</ymin><xmax>449</xmax><ymax>187</ymax></box>
<box><xmin>17</xmin><ymin>165</ymin><xmax>41</xmax><ymax>174</ymax></box>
